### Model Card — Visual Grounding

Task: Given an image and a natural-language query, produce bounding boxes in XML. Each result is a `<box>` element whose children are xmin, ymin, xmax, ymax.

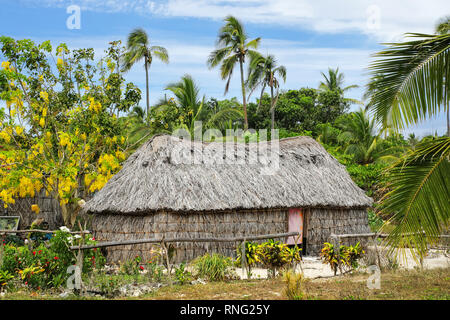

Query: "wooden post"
<box><xmin>161</xmin><ymin>240</ymin><xmax>172</xmax><ymax>284</ymax></box>
<box><xmin>0</xmin><ymin>233</ymin><xmax>5</xmax><ymax>269</ymax></box>
<box><xmin>76</xmin><ymin>249</ymin><xmax>84</xmax><ymax>295</ymax></box>
<box><xmin>331</xmin><ymin>234</ymin><xmax>343</xmax><ymax>275</ymax></box>
<box><xmin>241</xmin><ymin>239</ymin><xmax>248</xmax><ymax>279</ymax></box>
<box><xmin>373</xmin><ymin>235</ymin><xmax>382</xmax><ymax>270</ymax></box>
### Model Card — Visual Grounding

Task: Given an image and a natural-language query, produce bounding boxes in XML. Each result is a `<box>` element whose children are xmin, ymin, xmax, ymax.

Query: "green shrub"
<box><xmin>0</xmin><ymin>270</ymin><xmax>14</xmax><ymax>291</ymax></box>
<box><xmin>146</xmin><ymin>261</ymin><xmax>164</xmax><ymax>282</ymax></box>
<box><xmin>193</xmin><ymin>253</ymin><xmax>233</xmax><ymax>282</ymax></box>
<box><xmin>174</xmin><ymin>263</ymin><xmax>192</xmax><ymax>285</ymax></box>
<box><xmin>235</xmin><ymin>241</ymin><xmax>260</xmax><ymax>278</ymax></box>
<box><xmin>257</xmin><ymin>240</ymin><xmax>301</xmax><ymax>277</ymax></box>
<box><xmin>120</xmin><ymin>255</ymin><xmax>144</xmax><ymax>276</ymax></box>
<box><xmin>320</xmin><ymin>242</ymin><xmax>364</xmax><ymax>275</ymax></box>
<box><xmin>0</xmin><ymin>227</ymin><xmax>105</xmax><ymax>290</ymax></box>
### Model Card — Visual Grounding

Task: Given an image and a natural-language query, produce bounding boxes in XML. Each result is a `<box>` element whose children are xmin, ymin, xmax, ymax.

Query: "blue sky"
<box><xmin>0</xmin><ymin>0</ymin><xmax>448</xmax><ymax>136</ymax></box>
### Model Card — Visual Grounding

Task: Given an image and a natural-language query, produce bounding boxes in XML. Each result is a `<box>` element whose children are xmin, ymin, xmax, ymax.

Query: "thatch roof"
<box><xmin>84</xmin><ymin>134</ymin><xmax>372</xmax><ymax>215</ymax></box>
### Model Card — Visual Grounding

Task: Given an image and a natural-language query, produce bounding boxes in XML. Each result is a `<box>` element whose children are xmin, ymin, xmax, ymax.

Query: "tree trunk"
<box><xmin>239</xmin><ymin>57</ymin><xmax>248</xmax><ymax>130</ymax></box>
<box><xmin>270</xmin><ymin>85</ymin><xmax>275</xmax><ymax>131</ymax></box>
<box><xmin>145</xmin><ymin>57</ymin><xmax>150</xmax><ymax>118</ymax></box>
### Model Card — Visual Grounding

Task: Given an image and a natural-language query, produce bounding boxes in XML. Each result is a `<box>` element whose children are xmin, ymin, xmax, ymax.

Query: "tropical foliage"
<box><xmin>365</xmin><ymin>31</ymin><xmax>450</xmax><ymax>259</ymax></box>
<box><xmin>0</xmin><ymin>38</ymin><xmax>140</xmax><ymax>226</ymax></box>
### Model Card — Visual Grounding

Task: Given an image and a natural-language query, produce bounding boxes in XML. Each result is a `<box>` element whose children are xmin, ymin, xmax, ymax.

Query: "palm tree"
<box><xmin>155</xmin><ymin>75</ymin><xmax>243</xmax><ymax>138</ymax></box>
<box><xmin>247</xmin><ymin>53</ymin><xmax>287</xmax><ymax>130</ymax></box>
<box><xmin>121</xmin><ymin>28</ymin><xmax>169</xmax><ymax>116</ymax></box>
<box><xmin>319</xmin><ymin>67</ymin><xmax>362</xmax><ymax>105</ymax></box>
<box><xmin>365</xmin><ymin>30</ymin><xmax>450</xmax><ymax>259</ymax></box>
<box><xmin>435</xmin><ymin>16</ymin><xmax>450</xmax><ymax>136</ymax></box>
<box><xmin>207</xmin><ymin>15</ymin><xmax>261</xmax><ymax>130</ymax></box>
<box><xmin>337</xmin><ymin>108</ymin><xmax>380</xmax><ymax>164</ymax></box>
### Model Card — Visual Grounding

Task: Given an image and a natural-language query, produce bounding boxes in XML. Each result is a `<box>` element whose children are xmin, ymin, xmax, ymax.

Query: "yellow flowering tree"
<box><xmin>0</xmin><ymin>37</ymin><xmax>141</xmax><ymax>226</ymax></box>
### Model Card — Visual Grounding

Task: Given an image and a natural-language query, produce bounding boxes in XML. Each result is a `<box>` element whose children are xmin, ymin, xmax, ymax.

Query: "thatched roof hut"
<box><xmin>85</xmin><ymin>134</ymin><xmax>373</xmax><ymax>263</ymax></box>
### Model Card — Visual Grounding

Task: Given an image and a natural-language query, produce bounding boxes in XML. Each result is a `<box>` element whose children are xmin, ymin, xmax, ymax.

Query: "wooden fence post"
<box><xmin>241</xmin><ymin>239</ymin><xmax>248</xmax><ymax>279</ymax></box>
<box><xmin>0</xmin><ymin>233</ymin><xmax>5</xmax><ymax>269</ymax></box>
<box><xmin>76</xmin><ymin>248</ymin><xmax>84</xmax><ymax>294</ymax></box>
<box><xmin>161</xmin><ymin>240</ymin><xmax>172</xmax><ymax>284</ymax></box>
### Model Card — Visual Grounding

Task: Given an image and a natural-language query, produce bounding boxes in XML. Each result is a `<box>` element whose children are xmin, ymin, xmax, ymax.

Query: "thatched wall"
<box><xmin>0</xmin><ymin>190</ymin><xmax>63</xmax><ymax>229</ymax></box>
<box><xmin>91</xmin><ymin>209</ymin><xmax>288</xmax><ymax>264</ymax></box>
<box><xmin>91</xmin><ymin>207</ymin><xmax>370</xmax><ymax>264</ymax></box>
<box><xmin>305</xmin><ymin>208</ymin><xmax>371</xmax><ymax>255</ymax></box>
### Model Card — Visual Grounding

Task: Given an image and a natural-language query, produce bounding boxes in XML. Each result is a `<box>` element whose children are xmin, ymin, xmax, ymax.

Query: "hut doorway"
<box><xmin>287</xmin><ymin>208</ymin><xmax>303</xmax><ymax>246</ymax></box>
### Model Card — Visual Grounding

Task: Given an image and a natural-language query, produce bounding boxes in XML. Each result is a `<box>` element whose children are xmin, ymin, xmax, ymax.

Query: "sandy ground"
<box><xmin>233</xmin><ymin>247</ymin><xmax>450</xmax><ymax>280</ymax></box>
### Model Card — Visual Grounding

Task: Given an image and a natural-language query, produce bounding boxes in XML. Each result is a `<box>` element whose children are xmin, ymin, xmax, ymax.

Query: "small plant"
<box><xmin>0</xmin><ymin>270</ymin><xmax>14</xmax><ymax>291</ymax></box>
<box><xmin>174</xmin><ymin>263</ymin><xmax>192</xmax><ymax>285</ymax></box>
<box><xmin>120</xmin><ymin>255</ymin><xmax>143</xmax><ymax>276</ymax></box>
<box><xmin>320</xmin><ymin>242</ymin><xmax>364</xmax><ymax>275</ymax></box>
<box><xmin>257</xmin><ymin>240</ymin><xmax>302</xmax><ymax>278</ymax></box>
<box><xmin>146</xmin><ymin>261</ymin><xmax>164</xmax><ymax>282</ymax></box>
<box><xmin>235</xmin><ymin>241</ymin><xmax>260</xmax><ymax>278</ymax></box>
<box><xmin>283</xmin><ymin>270</ymin><xmax>306</xmax><ymax>300</ymax></box>
<box><xmin>193</xmin><ymin>253</ymin><xmax>233</xmax><ymax>282</ymax></box>
<box><xmin>96</xmin><ymin>276</ymin><xmax>121</xmax><ymax>297</ymax></box>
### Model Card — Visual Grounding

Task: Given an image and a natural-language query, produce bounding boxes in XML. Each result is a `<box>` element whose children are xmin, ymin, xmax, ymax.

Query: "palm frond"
<box><xmin>150</xmin><ymin>46</ymin><xmax>169</xmax><ymax>63</ymax></box>
<box><xmin>365</xmin><ymin>33</ymin><xmax>450</xmax><ymax>131</ymax></box>
<box><xmin>381</xmin><ymin>137</ymin><xmax>450</xmax><ymax>260</ymax></box>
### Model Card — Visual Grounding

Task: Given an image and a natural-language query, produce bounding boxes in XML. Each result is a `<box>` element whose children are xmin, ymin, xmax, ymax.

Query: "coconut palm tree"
<box><xmin>365</xmin><ymin>30</ymin><xmax>450</xmax><ymax>259</ymax></box>
<box><xmin>319</xmin><ymin>67</ymin><xmax>362</xmax><ymax>105</ymax></box>
<box><xmin>435</xmin><ymin>16</ymin><xmax>450</xmax><ymax>136</ymax></box>
<box><xmin>247</xmin><ymin>53</ymin><xmax>287</xmax><ymax>130</ymax></box>
<box><xmin>337</xmin><ymin>108</ymin><xmax>381</xmax><ymax>164</ymax></box>
<box><xmin>207</xmin><ymin>15</ymin><xmax>261</xmax><ymax>130</ymax></box>
<box><xmin>155</xmin><ymin>75</ymin><xmax>243</xmax><ymax>138</ymax></box>
<box><xmin>121</xmin><ymin>28</ymin><xmax>169</xmax><ymax>116</ymax></box>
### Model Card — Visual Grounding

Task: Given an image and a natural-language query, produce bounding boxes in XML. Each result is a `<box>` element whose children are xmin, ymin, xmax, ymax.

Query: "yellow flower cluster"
<box><xmin>59</xmin><ymin>132</ymin><xmax>71</xmax><ymax>147</ymax></box>
<box><xmin>98</xmin><ymin>153</ymin><xmax>121</xmax><ymax>174</ymax></box>
<box><xmin>39</xmin><ymin>91</ymin><xmax>49</xmax><ymax>102</ymax></box>
<box><xmin>15</xmin><ymin>126</ymin><xmax>24</xmax><ymax>136</ymax></box>
<box><xmin>18</xmin><ymin>176</ymin><xmax>36</xmax><ymax>197</ymax></box>
<box><xmin>88</xmin><ymin>97</ymin><xmax>102</xmax><ymax>113</ymax></box>
<box><xmin>0</xmin><ymin>189</ymin><xmax>15</xmax><ymax>208</ymax></box>
<box><xmin>31</xmin><ymin>204</ymin><xmax>40</xmax><ymax>214</ymax></box>
<box><xmin>1</xmin><ymin>61</ymin><xmax>10</xmax><ymax>70</ymax></box>
<box><xmin>0</xmin><ymin>130</ymin><xmax>11</xmax><ymax>143</ymax></box>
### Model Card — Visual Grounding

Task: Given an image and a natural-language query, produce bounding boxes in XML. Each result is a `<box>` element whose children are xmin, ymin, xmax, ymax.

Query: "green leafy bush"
<box><xmin>0</xmin><ymin>227</ymin><xmax>105</xmax><ymax>290</ymax></box>
<box><xmin>174</xmin><ymin>263</ymin><xmax>192</xmax><ymax>285</ymax></box>
<box><xmin>120</xmin><ymin>255</ymin><xmax>144</xmax><ymax>275</ymax></box>
<box><xmin>320</xmin><ymin>242</ymin><xmax>364</xmax><ymax>275</ymax></box>
<box><xmin>257</xmin><ymin>240</ymin><xmax>301</xmax><ymax>277</ymax></box>
<box><xmin>193</xmin><ymin>253</ymin><xmax>233</xmax><ymax>282</ymax></box>
<box><xmin>0</xmin><ymin>270</ymin><xmax>14</xmax><ymax>291</ymax></box>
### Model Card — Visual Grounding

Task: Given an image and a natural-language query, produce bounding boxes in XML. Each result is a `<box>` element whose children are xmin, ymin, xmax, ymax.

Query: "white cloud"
<box><xmin>30</xmin><ymin>0</ymin><xmax>449</xmax><ymax>40</ymax></box>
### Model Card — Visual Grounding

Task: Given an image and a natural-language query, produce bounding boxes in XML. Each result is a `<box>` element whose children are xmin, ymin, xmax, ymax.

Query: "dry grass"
<box><xmin>143</xmin><ymin>267</ymin><xmax>450</xmax><ymax>300</ymax></box>
<box><xmin>1</xmin><ymin>267</ymin><xmax>449</xmax><ymax>300</ymax></box>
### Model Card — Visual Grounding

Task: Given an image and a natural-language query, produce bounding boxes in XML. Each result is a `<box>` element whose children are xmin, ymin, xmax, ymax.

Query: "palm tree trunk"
<box><xmin>145</xmin><ymin>58</ymin><xmax>150</xmax><ymax>118</ymax></box>
<box><xmin>239</xmin><ymin>57</ymin><xmax>248</xmax><ymax>130</ymax></box>
<box><xmin>270</xmin><ymin>85</ymin><xmax>275</xmax><ymax>130</ymax></box>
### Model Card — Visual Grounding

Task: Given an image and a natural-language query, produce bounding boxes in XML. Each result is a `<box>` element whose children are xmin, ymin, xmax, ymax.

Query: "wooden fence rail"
<box><xmin>0</xmin><ymin>229</ymin><xmax>90</xmax><ymax>235</ymax></box>
<box><xmin>68</xmin><ymin>231</ymin><xmax>301</xmax><ymax>251</ymax></box>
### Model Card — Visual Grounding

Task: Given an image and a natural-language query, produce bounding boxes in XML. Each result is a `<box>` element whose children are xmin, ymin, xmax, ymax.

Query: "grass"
<box><xmin>1</xmin><ymin>267</ymin><xmax>449</xmax><ymax>300</ymax></box>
